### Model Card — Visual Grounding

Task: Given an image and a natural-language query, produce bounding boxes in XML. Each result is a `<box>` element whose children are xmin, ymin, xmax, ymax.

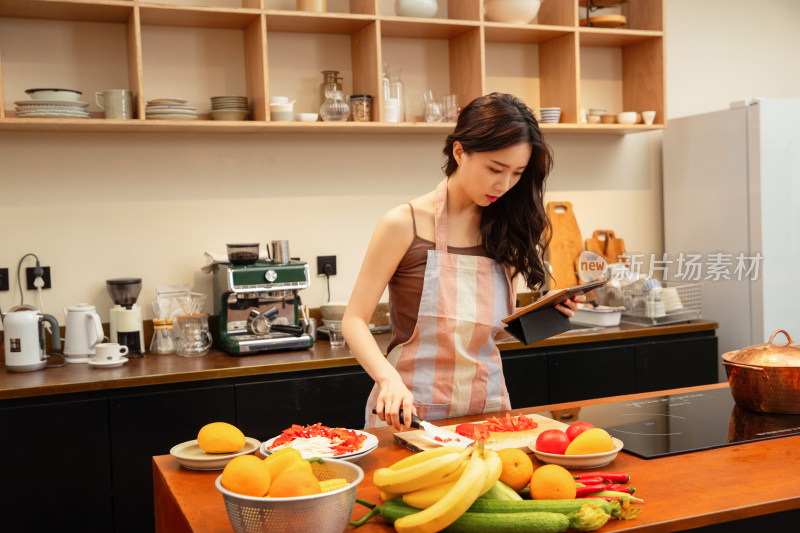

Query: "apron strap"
<box><xmin>434</xmin><ymin>178</ymin><xmax>449</xmax><ymax>252</ymax></box>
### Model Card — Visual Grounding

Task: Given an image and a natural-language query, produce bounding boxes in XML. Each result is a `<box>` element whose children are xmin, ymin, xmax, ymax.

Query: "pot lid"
<box><xmin>722</xmin><ymin>330</ymin><xmax>800</xmax><ymax>367</ymax></box>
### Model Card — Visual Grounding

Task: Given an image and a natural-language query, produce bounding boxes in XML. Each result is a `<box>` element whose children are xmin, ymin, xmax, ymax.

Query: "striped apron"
<box><xmin>365</xmin><ymin>178</ymin><xmax>514</xmax><ymax>428</ymax></box>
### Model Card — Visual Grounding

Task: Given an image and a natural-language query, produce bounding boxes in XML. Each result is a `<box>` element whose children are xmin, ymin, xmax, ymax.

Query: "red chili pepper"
<box><xmin>574</xmin><ymin>472</ymin><xmax>630</xmax><ymax>483</ymax></box>
<box><xmin>574</xmin><ymin>483</ymin><xmax>610</xmax><ymax>497</ymax></box>
<box><xmin>572</xmin><ymin>476</ymin><xmax>606</xmax><ymax>485</ymax></box>
<box><xmin>608</xmin><ymin>484</ymin><xmax>635</xmax><ymax>494</ymax></box>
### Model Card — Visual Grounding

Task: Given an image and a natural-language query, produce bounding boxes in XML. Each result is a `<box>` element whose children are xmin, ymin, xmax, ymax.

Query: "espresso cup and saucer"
<box><xmin>88</xmin><ymin>342</ymin><xmax>130</xmax><ymax>368</ymax></box>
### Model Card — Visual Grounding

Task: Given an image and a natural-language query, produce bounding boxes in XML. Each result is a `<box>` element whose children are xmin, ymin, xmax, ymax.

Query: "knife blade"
<box><xmin>372</xmin><ymin>407</ymin><xmax>474</xmax><ymax>448</ymax></box>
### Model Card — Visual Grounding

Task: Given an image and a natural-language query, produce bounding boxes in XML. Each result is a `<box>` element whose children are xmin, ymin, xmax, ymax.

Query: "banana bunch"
<box><xmin>372</xmin><ymin>442</ymin><xmax>502</xmax><ymax>533</ymax></box>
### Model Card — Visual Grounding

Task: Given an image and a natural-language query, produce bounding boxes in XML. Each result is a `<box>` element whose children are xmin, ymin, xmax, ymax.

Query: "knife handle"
<box><xmin>371</xmin><ymin>407</ymin><xmax>423</xmax><ymax>429</ymax></box>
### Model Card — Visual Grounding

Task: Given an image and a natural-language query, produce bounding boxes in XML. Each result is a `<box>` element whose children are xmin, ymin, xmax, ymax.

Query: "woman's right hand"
<box><xmin>375</xmin><ymin>377</ymin><xmax>416</xmax><ymax>431</ymax></box>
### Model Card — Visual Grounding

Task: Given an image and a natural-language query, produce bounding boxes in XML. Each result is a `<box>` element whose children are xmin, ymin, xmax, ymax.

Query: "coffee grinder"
<box><xmin>107</xmin><ymin>278</ymin><xmax>145</xmax><ymax>356</ymax></box>
<box><xmin>211</xmin><ymin>251</ymin><xmax>313</xmax><ymax>355</ymax></box>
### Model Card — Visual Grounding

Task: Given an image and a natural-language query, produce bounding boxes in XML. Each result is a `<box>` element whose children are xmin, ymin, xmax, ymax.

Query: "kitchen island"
<box><xmin>153</xmin><ymin>383</ymin><xmax>800</xmax><ymax>533</ymax></box>
<box><xmin>1</xmin><ymin>320</ymin><xmax>719</xmax><ymax>533</ymax></box>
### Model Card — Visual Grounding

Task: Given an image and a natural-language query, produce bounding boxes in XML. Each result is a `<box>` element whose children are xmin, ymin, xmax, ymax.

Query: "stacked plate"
<box><xmin>145</xmin><ymin>98</ymin><xmax>197</xmax><ymax>120</ymax></box>
<box><xmin>539</xmin><ymin>106</ymin><xmax>561</xmax><ymax>124</ymax></box>
<box><xmin>15</xmin><ymin>88</ymin><xmax>90</xmax><ymax>119</ymax></box>
<box><xmin>210</xmin><ymin>96</ymin><xmax>249</xmax><ymax>121</ymax></box>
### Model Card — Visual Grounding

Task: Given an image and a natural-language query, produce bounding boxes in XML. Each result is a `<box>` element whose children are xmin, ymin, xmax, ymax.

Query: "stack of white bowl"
<box><xmin>210</xmin><ymin>96</ymin><xmax>249</xmax><ymax>121</ymax></box>
<box><xmin>539</xmin><ymin>107</ymin><xmax>561</xmax><ymax>124</ymax></box>
<box><xmin>145</xmin><ymin>98</ymin><xmax>197</xmax><ymax>120</ymax></box>
<box><xmin>16</xmin><ymin>88</ymin><xmax>90</xmax><ymax>119</ymax></box>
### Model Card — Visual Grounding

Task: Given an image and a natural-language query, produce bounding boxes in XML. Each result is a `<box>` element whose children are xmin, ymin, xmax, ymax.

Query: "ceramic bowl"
<box><xmin>396</xmin><ymin>0</ymin><xmax>438</xmax><ymax>18</ymax></box>
<box><xmin>616</xmin><ymin>111</ymin><xmax>637</xmax><ymax>125</ymax></box>
<box><xmin>529</xmin><ymin>437</ymin><xmax>624</xmax><ymax>469</ymax></box>
<box><xmin>485</xmin><ymin>0</ymin><xmax>541</xmax><ymax>25</ymax></box>
<box><xmin>296</xmin><ymin>113</ymin><xmax>319</xmax><ymax>122</ymax></box>
<box><xmin>320</xmin><ymin>302</ymin><xmax>348</xmax><ymax>321</ymax></box>
<box><xmin>269</xmin><ymin>96</ymin><xmax>290</xmax><ymax>105</ymax></box>
<box><xmin>25</xmin><ymin>88</ymin><xmax>82</xmax><ymax>101</ymax></box>
<box><xmin>600</xmin><ymin>114</ymin><xmax>616</xmax><ymax>124</ymax></box>
<box><xmin>587</xmin><ymin>115</ymin><xmax>602</xmax><ymax>124</ymax></box>
<box><xmin>210</xmin><ymin>109</ymin><xmax>248</xmax><ymax>121</ymax></box>
<box><xmin>642</xmin><ymin>110</ymin><xmax>656</xmax><ymax>125</ymax></box>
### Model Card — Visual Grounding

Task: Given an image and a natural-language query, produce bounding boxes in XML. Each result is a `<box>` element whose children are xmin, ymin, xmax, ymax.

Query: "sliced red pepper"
<box><xmin>574</xmin><ymin>472</ymin><xmax>630</xmax><ymax>483</ymax></box>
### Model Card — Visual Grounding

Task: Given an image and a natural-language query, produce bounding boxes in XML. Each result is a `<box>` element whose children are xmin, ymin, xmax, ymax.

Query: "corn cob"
<box><xmin>319</xmin><ymin>478</ymin><xmax>349</xmax><ymax>492</ymax></box>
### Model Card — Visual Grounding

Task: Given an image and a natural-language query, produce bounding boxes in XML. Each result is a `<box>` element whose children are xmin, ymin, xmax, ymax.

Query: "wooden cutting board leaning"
<box><xmin>545</xmin><ymin>201</ymin><xmax>583</xmax><ymax>289</ymax></box>
<box><xmin>393</xmin><ymin>413</ymin><xmax>569</xmax><ymax>453</ymax></box>
<box><xmin>603</xmin><ymin>230</ymin><xmax>627</xmax><ymax>263</ymax></box>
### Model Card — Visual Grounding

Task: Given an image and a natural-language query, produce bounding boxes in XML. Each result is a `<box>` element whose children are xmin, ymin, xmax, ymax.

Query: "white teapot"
<box><xmin>63</xmin><ymin>303</ymin><xmax>105</xmax><ymax>363</ymax></box>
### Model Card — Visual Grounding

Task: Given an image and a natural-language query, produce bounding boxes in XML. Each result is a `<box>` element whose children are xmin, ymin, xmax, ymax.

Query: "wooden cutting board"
<box><xmin>393</xmin><ymin>413</ymin><xmax>569</xmax><ymax>453</ymax></box>
<box><xmin>585</xmin><ymin>230</ymin><xmax>610</xmax><ymax>261</ymax></box>
<box><xmin>604</xmin><ymin>230</ymin><xmax>627</xmax><ymax>263</ymax></box>
<box><xmin>546</xmin><ymin>202</ymin><xmax>583</xmax><ymax>289</ymax></box>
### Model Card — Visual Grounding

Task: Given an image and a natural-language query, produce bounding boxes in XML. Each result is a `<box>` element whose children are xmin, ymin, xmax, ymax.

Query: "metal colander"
<box><xmin>215</xmin><ymin>458</ymin><xmax>364</xmax><ymax>533</ymax></box>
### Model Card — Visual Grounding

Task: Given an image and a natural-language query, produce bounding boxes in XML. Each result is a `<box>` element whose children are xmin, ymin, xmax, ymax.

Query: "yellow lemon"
<box><xmin>564</xmin><ymin>428</ymin><xmax>615</xmax><ymax>455</ymax></box>
<box><xmin>197</xmin><ymin>422</ymin><xmax>246</xmax><ymax>453</ymax></box>
<box><xmin>530</xmin><ymin>464</ymin><xmax>576</xmax><ymax>500</ymax></box>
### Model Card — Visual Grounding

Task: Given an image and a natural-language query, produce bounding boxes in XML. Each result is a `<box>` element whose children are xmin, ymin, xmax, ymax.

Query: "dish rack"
<box><xmin>620</xmin><ymin>281</ymin><xmax>702</xmax><ymax>325</ymax></box>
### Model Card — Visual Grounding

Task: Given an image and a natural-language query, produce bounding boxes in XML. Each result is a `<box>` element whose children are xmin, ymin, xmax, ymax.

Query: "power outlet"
<box><xmin>25</xmin><ymin>266</ymin><xmax>52</xmax><ymax>290</ymax></box>
<box><xmin>0</xmin><ymin>268</ymin><xmax>8</xmax><ymax>291</ymax></box>
<box><xmin>317</xmin><ymin>255</ymin><xmax>337</xmax><ymax>277</ymax></box>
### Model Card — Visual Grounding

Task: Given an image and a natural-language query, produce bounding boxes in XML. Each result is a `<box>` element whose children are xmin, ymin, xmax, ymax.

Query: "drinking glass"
<box><xmin>442</xmin><ymin>94</ymin><xmax>458</xmax><ymax>122</ymax></box>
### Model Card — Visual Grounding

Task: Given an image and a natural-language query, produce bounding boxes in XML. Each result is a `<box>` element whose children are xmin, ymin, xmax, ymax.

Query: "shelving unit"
<box><xmin>0</xmin><ymin>0</ymin><xmax>665</xmax><ymax>134</ymax></box>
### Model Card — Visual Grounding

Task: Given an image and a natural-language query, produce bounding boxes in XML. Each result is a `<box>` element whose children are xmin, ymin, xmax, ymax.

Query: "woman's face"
<box><xmin>453</xmin><ymin>141</ymin><xmax>532</xmax><ymax>207</ymax></box>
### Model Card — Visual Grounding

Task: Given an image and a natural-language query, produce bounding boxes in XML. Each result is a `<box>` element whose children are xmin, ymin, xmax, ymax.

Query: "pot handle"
<box><xmin>41</xmin><ymin>313</ymin><xmax>62</xmax><ymax>352</ymax></box>
<box><xmin>722</xmin><ymin>360</ymin><xmax>770</xmax><ymax>378</ymax></box>
<box><xmin>769</xmin><ymin>329</ymin><xmax>793</xmax><ymax>346</ymax></box>
<box><xmin>88</xmin><ymin>312</ymin><xmax>105</xmax><ymax>346</ymax></box>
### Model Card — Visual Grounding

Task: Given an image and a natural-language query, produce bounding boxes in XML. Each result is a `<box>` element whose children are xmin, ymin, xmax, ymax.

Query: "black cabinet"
<box><xmin>108</xmin><ymin>384</ymin><xmax>236</xmax><ymax>533</ymax></box>
<box><xmin>237</xmin><ymin>368</ymin><xmax>375</xmax><ymax>439</ymax></box>
<box><xmin>548</xmin><ymin>345</ymin><xmax>637</xmax><ymax>404</ymax></box>
<box><xmin>635</xmin><ymin>336</ymin><xmax>719</xmax><ymax>393</ymax></box>
<box><xmin>0</xmin><ymin>397</ymin><xmax>113</xmax><ymax>533</ymax></box>
<box><xmin>501</xmin><ymin>351</ymin><xmax>548</xmax><ymax>409</ymax></box>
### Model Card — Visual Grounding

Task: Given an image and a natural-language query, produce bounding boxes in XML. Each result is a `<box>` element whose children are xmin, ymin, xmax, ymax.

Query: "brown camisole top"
<box><xmin>386</xmin><ymin>203</ymin><xmax>487</xmax><ymax>354</ymax></box>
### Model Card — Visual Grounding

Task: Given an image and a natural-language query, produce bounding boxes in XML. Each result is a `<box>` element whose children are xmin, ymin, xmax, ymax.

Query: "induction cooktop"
<box><xmin>538</xmin><ymin>387</ymin><xmax>800</xmax><ymax>459</ymax></box>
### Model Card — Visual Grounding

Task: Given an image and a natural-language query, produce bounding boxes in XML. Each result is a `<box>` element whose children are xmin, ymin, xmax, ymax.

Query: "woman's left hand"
<box><xmin>553</xmin><ymin>293</ymin><xmax>586</xmax><ymax>317</ymax></box>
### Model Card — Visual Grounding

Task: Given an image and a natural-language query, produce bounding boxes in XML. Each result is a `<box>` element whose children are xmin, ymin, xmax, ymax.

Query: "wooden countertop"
<box><xmin>1</xmin><ymin>320</ymin><xmax>717</xmax><ymax>401</ymax></box>
<box><xmin>152</xmin><ymin>383</ymin><xmax>800</xmax><ymax>533</ymax></box>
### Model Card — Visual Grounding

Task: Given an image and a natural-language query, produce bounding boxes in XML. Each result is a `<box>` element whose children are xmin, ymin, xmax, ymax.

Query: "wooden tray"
<box><xmin>393</xmin><ymin>413</ymin><xmax>569</xmax><ymax>453</ymax></box>
<box><xmin>579</xmin><ymin>14</ymin><xmax>627</xmax><ymax>28</ymax></box>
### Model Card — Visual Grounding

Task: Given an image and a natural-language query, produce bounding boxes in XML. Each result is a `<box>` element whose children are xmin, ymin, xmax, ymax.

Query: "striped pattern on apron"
<box><xmin>365</xmin><ymin>178</ymin><xmax>514</xmax><ymax>427</ymax></box>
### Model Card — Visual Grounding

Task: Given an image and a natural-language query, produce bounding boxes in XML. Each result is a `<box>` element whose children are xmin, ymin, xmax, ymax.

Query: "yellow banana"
<box><xmin>388</xmin><ymin>446</ymin><xmax>464</xmax><ymax>471</ymax></box>
<box><xmin>380</xmin><ymin>490</ymin><xmax>400</xmax><ymax>502</ymax></box>
<box><xmin>394</xmin><ymin>450</ymin><xmax>489</xmax><ymax>533</ymax></box>
<box><xmin>402</xmin><ymin>478</ymin><xmax>459</xmax><ymax>509</ymax></box>
<box><xmin>373</xmin><ymin>447</ymin><xmax>470</xmax><ymax>494</ymax></box>
<box><xmin>479</xmin><ymin>448</ymin><xmax>503</xmax><ymax>495</ymax></box>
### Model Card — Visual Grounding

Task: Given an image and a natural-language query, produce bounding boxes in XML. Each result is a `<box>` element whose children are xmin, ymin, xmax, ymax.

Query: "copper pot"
<box><xmin>722</xmin><ymin>330</ymin><xmax>800</xmax><ymax>414</ymax></box>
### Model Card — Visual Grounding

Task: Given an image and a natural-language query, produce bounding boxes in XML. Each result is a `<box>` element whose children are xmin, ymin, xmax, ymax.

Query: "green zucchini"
<box><xmin>378</xmin><ymin>498</ymin><xmax>569</xmax><ymax>533</ymax></box>
<box><xmin>468</xmin><ymin>497</ymin><xmax>616</xmax><ymax>516</ymax></box>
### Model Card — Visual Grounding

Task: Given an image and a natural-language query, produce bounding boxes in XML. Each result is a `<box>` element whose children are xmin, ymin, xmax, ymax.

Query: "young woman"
<box><xmin>342</xmin><ymin>93</ymin><xmax>583</xmax><ymax>430</ymax></box>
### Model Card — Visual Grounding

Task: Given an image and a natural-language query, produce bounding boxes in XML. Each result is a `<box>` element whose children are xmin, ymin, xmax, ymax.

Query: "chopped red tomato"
<box><xmin>455</xmin><ymin>413</ymin><xmax>537</xmax><ymax>439</ymax></box>
<box><xmin>268</xmin><ymin>423</ymin><xmax>367</xmax><ymax>455</ymax></box>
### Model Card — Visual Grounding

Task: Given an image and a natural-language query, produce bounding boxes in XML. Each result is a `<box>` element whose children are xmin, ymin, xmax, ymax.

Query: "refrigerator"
<box><xmin>663</xmin><ymin>98</ymin><xmax>800</xmax><ymax>381</ymax></box>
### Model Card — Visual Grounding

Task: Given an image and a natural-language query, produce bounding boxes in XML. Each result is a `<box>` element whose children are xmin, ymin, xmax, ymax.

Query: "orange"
<box><xmin>197</xmin><ymin>422</ymin><xmax>246</xmax><ymax>453</ymax></box>
<box><xmin>530</xmin><ymin>464</ymin><xmax>577</xmax><ymax>500</ymax></box>
<box><xmin>497</xmin><ymin>448</ymin><xmax>534</xmax><ymax>492</ymax></box>
<box><xmin>263</xmin><ymin>447</ymin><xmax>303</xmax><ymax>480</ymax></box>
<box><xmin>564</xmin><ymin>428</ymin><xmax>615</xmax><ymax>455</ymax></box>
<box><xmin>268</xmin><ymin>469</ymin><xmax>322</xmax><ymax>498</ymax></box>
<box><xmin>221</xmin><ymin>455</ymin><xmax>271</xmax><ymax>497</ymax></box>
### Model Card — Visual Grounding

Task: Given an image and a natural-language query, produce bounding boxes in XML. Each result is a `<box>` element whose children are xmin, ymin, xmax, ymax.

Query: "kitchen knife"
<box><xmin>372</xmin><ymin>408</ymin><xmax>474</xmax><ymax>448</ymax></box>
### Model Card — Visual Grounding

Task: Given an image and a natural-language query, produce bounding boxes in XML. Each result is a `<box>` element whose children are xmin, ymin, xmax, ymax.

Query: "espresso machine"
<box><xmin>107</xmin><ymin>278</ymin><xmax>145</xmax><ymax>356</ymax></box>
<box><xmin>211</xmin><ymin>257</ymin><xmax>313</xmax><ymax>354</ymax></box>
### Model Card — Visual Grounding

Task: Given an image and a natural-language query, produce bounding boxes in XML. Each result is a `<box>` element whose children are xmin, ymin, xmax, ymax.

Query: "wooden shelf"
<box><xmin>0</xmin><ymin>0</ymin><xmax>666</xmax><ymax>134</ymax></box>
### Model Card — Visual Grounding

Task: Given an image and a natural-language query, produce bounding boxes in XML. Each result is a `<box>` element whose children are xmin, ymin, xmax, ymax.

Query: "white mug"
<box><xmin>95</xmin><ymin>342</ymin><xmax>129</xmax><ymax>361</ymax></box>
<box><xmin>96</xmin><ymin>89</ymin><xmax>134</xmax><ymax>120</ymax></box>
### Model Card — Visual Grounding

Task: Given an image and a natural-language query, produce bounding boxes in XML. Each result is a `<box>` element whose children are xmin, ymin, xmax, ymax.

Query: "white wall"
<box><xmin>1</xmin><ymin>0</ymin><xmax>798</xmax><ymax>324</ymax></box>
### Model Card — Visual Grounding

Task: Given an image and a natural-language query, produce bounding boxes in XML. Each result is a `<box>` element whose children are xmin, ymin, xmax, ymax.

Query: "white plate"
<box><xmin>146</xmin><ymin>114</ymin><xmax>198</xmax><ymax>120</ymax></box>
<box><xmin>261</xmin><ymin>429</ymin><xmax>379</xmax><ymax>461</ymax></box>
<box><xmin>170</xmin><ymin>437</ymin><xmax>261</xmax><ymax>471</ymax></box>
<box><xmin>15</xmin><ymin>99</ymin><xmax>90</xmax><ymax>108</ymax></box>
<box><xmin>147</xmin><ymin>98</ymin><xmax>187</xmax><ymax>105</ymax></box>
<box><xmin>88</xmin><ymin>357</ymin><xmax>129</xmax><ymax>368</ymax></box>
<box><xmin>145</xmin><ymin>105</ymin><xmax>197</xmax><ymax>111</ymax></box>
<box><xmin>528</xmin><ymin>437</ymin><xmax>624</xmax><ymax>469</ymax></box>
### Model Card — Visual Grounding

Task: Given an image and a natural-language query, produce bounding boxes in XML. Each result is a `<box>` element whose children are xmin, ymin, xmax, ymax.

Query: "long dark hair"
<box><xmin>442</xmin><ymin>92</ymin><xmax>553</xmax><ymax>290</ymax></box>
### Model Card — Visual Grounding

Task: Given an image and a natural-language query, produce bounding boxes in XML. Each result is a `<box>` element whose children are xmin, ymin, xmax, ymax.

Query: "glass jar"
<box><xmin>350</xmin><ymin>94</ymin><xmax>372</xmax><ymax>122</ymax></box>
<box><xmin>390</xmin><ymin>70</ymin><xmax>405</xmax><ymax>122</ymax></box>
<box><xmin>319</xmin><ymin>70</ymin><xmax>341</xmax><ymax>110</ymax></box>
<box><xmin>319</xmin><ymin>89</ymin><xmax>349</xmax><ymax>121</ymax></box>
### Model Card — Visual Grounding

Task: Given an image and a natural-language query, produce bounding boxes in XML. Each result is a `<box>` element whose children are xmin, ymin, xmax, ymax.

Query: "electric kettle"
<box><xmin>3</xmin><ymin>306</ymin><xmax>61</xmax><ymax>372</ymax></box>
<box><xmin>63</xmin><ymin>303</ymin><xmax>104</xmax><ymax>363</ymax></box>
